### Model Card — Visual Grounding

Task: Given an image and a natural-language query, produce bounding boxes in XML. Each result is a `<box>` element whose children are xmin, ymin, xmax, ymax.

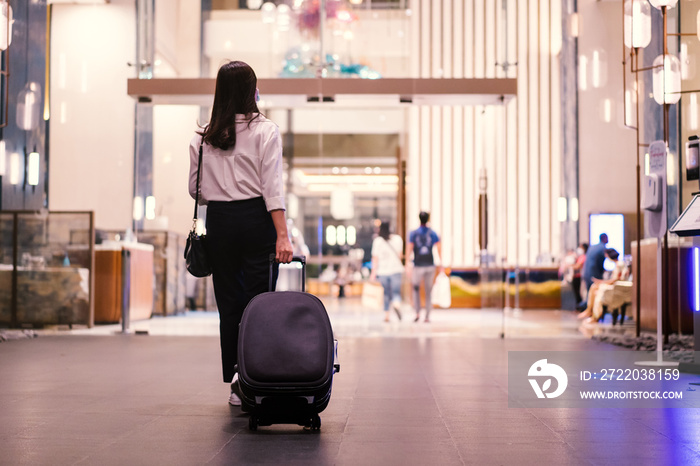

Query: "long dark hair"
<box><xmin>605</xmin><ymin>248</ymin><xmax>619</xmax><ymax>261</ymax></box>
<box><xmin>199</xmin><ymin>61</ymin><xmax>261</xmax><ymax>150</ymax></box>
<box><xmin>379</xmin><ymin>221</ymin><xmax>391</xmax><ymax>241</ymax></box>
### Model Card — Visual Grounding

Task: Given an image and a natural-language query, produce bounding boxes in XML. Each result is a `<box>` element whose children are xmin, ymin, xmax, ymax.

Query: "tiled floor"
<box><xmin>2</xmin><ymin>298</ymin><xmax>700</xmax><ymax>465</ymax></box>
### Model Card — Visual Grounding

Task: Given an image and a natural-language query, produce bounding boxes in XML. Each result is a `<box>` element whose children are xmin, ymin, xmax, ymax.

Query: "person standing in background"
<box><xmin>406</xmin><ymin>212</ymin><xmax>442</xmax><ymax>323</ymax></box>
<box><xmin>370</xmin><ymin>221</ymin><xmax>404</xmax><ymax>322</ymax></box>
<box><xmin>580</xmin><ymin>233</ymin><xmax>608</xmax><ymax>310</ymax></box>
<box><xmin>571</xmin><ymin>243</ymin><xmax>588</xmax><ymax>310</ymax></box>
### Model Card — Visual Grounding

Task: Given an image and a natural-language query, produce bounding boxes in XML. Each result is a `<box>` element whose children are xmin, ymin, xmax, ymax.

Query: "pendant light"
<box><xmin>623</xmin><ymin>0</ymin><xmax>652</xmax><ymax>49</ymax></box>
<box><xmin>648</xmin><ymin>0</ymin><xmax>678</xmax><ymax>9</ymax></box>
<box><xmin>16</xmin><ymin>82</ymin><xmax>41</xmax><ymax>131</ymax></box>
<box><xmin>0</xmin><ymin>0</ymin><xmax>12</xmax><ymax>51</ymax></box>
<box><xmin>27</xmin><ymin>150</ymin><xmax>39</xmax><ymax>186</ymax></box>
<box><xmin>652</xmin><ymin>54</ymin><xmax>681</xmax><ymax>105</ymax></box>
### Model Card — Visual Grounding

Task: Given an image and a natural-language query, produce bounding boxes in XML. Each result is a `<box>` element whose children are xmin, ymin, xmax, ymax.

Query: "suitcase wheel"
<box><xmin>249</xmin><ymin>415</ymin><xmax>258</xmax><ymax>431</ymax></box>
<box><xmin>309</xmin><ymin>414</ymin><xmax>321</xmax><ymax>431</ymax></box>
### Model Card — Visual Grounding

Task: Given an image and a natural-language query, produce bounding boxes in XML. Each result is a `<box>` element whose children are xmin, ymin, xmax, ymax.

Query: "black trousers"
<box><xmin>205</xmin><ymin>197</ymin><xmax>278</xmax><ymax>383</ymax></box>
<box><xmin>571</xmin><ymin>276</ymin><xmax>582</xmax><ymax>305</ymax></box>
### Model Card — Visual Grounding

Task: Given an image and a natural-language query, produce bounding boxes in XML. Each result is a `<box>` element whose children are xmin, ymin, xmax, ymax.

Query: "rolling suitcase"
<box><xmin>236</xmin><ymin>255</ymin><xmax>339</xmax><ymax>431</ymax></box>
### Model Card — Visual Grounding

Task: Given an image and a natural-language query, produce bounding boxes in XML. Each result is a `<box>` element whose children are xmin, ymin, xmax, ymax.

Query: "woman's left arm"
<box><xmin>270</xmin><ymin>209</ymin><xmax>293</xmax><ymax>264</ymax></box>
<box><xmin>188</xmin><ymin>137</ymin><xmax>200</xmax><ymax>201</ymax></box>
<box><xmin>260</xmin><ymin>126</ymin><xmax>285</xmax><ymax>212</ymax></box>
<box><xmin>260</xmin><ymin>125</ymin><xmax>292</xmax><ymax>263</ymax></box>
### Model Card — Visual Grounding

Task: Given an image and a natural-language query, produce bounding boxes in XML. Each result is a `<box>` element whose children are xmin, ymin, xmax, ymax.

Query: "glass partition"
<box><xmin>270</xmin><ymin>105</ymin><xmax>400</xmax><ymax>297</ymax></box>
<box><xmin>0</xmin><ymin>212</ymin><xmax>14</xmax><ymax>325</ymax></box>
<box><xmin>0</xmin><ymin>211</ymin><xmax>94</xmax><ymax>328</ymax></box>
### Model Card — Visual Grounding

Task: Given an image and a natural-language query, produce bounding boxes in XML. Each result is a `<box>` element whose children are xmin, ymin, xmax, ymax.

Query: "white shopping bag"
<box><xmin>361</xmin><ymin>281</ymin><xmax>385</xmax><ymax>310</ymax></box>
<box><xmin>431</xmin><ymin>272</ymin><xmax>452</xmax><ymax>308</ymax></box>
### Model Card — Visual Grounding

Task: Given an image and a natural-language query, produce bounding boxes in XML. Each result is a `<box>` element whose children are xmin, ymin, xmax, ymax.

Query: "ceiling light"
<box><xmin>326</xmin><ymin>225</ymin><xmax>337</xmax><ymax>246</ymax></box>
<box><xmin>261</xmin><ymin>2</ymin><xmax>276</xmax><ymax>24</ymax></box>
<box><xmin>27</xmin><ymin>151</ymin><xmax>39</xmax><ymax>186</ymax></box>
<box><xmin>648</xmin><ymin>0</ymin><xmax>678</xmax><ymax>9</ymax></box>
<box><xmin>557</xmin><ymin>197</ymin><xmax>568</xmax><ymax>222</ymax></box>
<box><xmin>569</xmin><ymin>13</ymin><xmax>579</xmax><ymax>38</ymax></box>
<box><xmin>17</xmin><ymin>82</ymin><xmax>41</xmax><ymax>131</ymax></box>
<box><xmin>331</xmin><ymin>188</ymin><xmax>354</xmax><ymax>220</ymax></box>
<box><xmin>652</xmin><ymin>54</ymin><xmax>681</xmax><ymax>105</ymax></box>
<box><xmin>0</xmin><ymin>140</ymin><xmax>5</xmax><ymax>176</ymax></box>
<box><xmin>276</xmin><ymin>4</ymin><xmax>291</xmax><ymax>32</ymax></box>
<box><xmin>337</xmin><ymin>225</ymin><xmax>347</xmax><ymax>245</ymax></box>
<box><xmin>9</xmin><ymin>152</ymin><xmax>19</xmax><ymax>185</ymax></box>
<box><xmin>623</xmin><ymin>0</ymin><xmax>651</xmax><ymax>49</ymax></box>
<box><xmin>145</xmin><ymin>196</ymin><xmax>156</xmax><ymax>220</ymax></box>
<box><xmin>133</xmin><ymin>196</ymin><xmax>144</xmax><ymax>221</ymax></box>
<box><xmin>0</xmin><ymin>1</ymin><xmax>13</xmax><ymax>51</ymax></box>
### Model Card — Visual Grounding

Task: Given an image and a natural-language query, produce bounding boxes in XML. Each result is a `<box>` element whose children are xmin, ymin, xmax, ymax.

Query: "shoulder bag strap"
<box><xmin>383</xmin><ymin>236</ymin><xmax>403</xmax><ymax>264</ymax></box>
<box><xmin>193</xmin><ymin>141</ymin><xmax>203</xmax><ymax>222</ymax></box>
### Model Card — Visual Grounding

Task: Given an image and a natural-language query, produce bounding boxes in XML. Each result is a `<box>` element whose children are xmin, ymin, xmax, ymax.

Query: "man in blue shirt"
<box><xmin>406</xmin><ymin>212</ymin><xmax>442</xmax><ymax>323</ymax></box>
<box><xmin>579</xmin><ymin>233</ymin><xmax>608</xmax><ymax>309</ymax></box>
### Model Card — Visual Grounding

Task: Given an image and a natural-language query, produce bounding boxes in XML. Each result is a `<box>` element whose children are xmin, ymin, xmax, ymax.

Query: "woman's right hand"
<box><xmin>276</xmin><ymin>236</ymin><xmax>293</xmax><ymax>264</ymax></box>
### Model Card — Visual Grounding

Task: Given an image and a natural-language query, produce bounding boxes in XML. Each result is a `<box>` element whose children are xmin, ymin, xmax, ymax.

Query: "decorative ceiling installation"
<box><xmin>259</xmin><ymin>0</ymin><xmax>381</xmax><ymax>79</ymax></box>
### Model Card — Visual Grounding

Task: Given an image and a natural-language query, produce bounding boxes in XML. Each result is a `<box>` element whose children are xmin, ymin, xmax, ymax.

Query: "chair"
<box><xmin>598</xmin><ymin>281</ymin><xmax>633</xmax><ymax>325</ymax></box>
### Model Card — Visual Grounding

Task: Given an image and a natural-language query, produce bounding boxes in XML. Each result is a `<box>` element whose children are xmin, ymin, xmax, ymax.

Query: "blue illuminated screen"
<box><xmin>589</xmin><ymin>214</ymin><xmax>624</xmax><ymax>272</ymax></box>
<box><xmin>694</xmin><ymin>247</ymin><xmax>700</xmax><ymax>312</ymax></box>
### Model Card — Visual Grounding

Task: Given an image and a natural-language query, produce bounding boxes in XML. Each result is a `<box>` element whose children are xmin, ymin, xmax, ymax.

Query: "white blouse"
<box><xmin>188</xmin><ymin>114</ymin><xmax>285</xmax><ymax>212</ymax></box>
<box><xmin>371</xmin><ymin>234</ymin><xmax>404</xmax><ymax>276</ymax></box>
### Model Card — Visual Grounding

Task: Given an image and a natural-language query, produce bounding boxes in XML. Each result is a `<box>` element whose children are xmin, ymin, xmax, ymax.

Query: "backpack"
<box><xmin>413</xmin><ymin>230</ymin><xmax>434</xmax><ymax>266</ymax></box>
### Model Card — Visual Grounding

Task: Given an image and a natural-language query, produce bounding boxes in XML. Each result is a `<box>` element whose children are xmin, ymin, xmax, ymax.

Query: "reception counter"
<box><xmin>631</xmin><ymin>238</ymin><xmax>694</xmax><ymax>333</ymax></box>
<box><xmin>94</xmin><ymin>242</ymin><xmax>154</xmax><ymax>324</ymax></box>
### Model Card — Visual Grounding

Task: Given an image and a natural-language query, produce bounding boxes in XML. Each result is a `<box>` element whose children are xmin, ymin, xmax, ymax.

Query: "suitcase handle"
<box><xmin>269</xmin><ymin>254</ymin><xmax>306</xmax><ymax>292</ymax></box>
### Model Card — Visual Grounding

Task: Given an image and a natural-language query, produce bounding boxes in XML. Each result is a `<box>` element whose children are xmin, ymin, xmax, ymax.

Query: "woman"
<box><xmin>571</xmin><ymin>242</ymin><xmax>588</xmax><ymax>310</ymax></box>
<box><xmin>369</xmin><ymin>221</ymin><xmax>404</xmax><ymax>322</ymax></box>
<box><xmin>189</xmin><ymin>61</ymin><xmax>293</xmax><ymax>406</ymax></box>
<box><xmin>578</xmin><ymin>248</ymin><xmax>628</xmax><ymax>323</ymax></box>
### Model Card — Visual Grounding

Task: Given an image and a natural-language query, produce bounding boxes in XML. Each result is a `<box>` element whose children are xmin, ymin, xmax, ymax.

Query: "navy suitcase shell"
<box><xmin>236</xmin><ymin>255</ymin><xmax>339</xmax><ymax>430</ymax></box>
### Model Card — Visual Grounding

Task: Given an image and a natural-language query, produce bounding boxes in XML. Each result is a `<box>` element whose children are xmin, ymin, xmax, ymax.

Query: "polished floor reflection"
<box><xmin>2</xmin><ymin>300</ymin><xmax>700</xmax><ymax>465</ymax></box>
<box><xmin>59</xmin><ymin>297</ymin><xmax>586</xmax><ymax>339</ymax></box>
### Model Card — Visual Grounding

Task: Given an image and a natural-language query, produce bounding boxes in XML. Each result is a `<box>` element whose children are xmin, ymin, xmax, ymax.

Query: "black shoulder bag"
<box><xmin>184</xmin><ymin>142</ymin><xmax>212</xmax><ymax>277</ymax></box>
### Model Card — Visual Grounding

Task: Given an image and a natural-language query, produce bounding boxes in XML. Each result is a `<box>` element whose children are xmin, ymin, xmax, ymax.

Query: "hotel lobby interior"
<box><xmin>2</xmin><ymin>0</ymin><xmax>700</xmax><ymax>464</ymax></box>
